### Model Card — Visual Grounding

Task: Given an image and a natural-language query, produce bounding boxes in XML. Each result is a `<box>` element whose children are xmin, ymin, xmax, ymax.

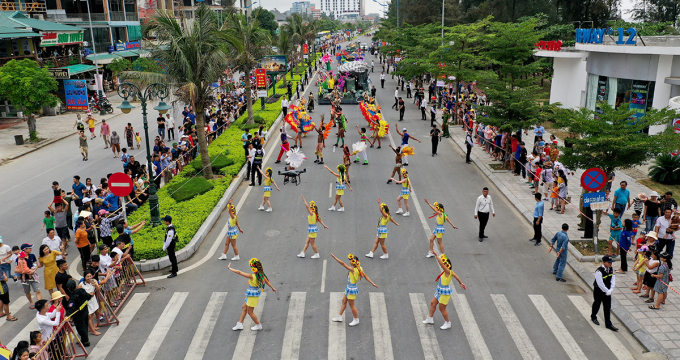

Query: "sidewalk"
<box><xmin>445</xmin><ymin>121</ymin><xmax>678</xmax><ymax>358</ymax></box>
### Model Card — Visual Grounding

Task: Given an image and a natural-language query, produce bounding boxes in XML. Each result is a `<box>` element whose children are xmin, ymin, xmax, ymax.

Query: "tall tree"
<box><xmin>256</xmin><ymin>8</ymin><xmax>279</xmax><ymax>36</ymax></box>
<box><xmin>277</xmin><ymin>30</ymin><xmax>294</xmax><ymax>89</ymax></box>
<box><xmin>130</xmin><ymin>3</ymin><xmax>240</xmax><ymax>180</ymax></box>
<box><xmin>222</xmin><ymin>10</ymin><xmax>271</xmax><ymax>124</ymax></box>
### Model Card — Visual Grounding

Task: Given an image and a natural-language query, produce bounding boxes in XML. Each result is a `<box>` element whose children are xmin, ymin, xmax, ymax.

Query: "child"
<box><xmin>1</xmin><ymin>246</ymin><xmax>19</xmax><ymax>281</ymax></box>
<box><xmin>631</xmin><ymin>246</ymin><xmax>648</xmax><ymax>293</ymax></box>
<box><xmin>632</xmin><ymin>213</ymin><xmax>641</xmax><ymax>238</ymax></box>
<box><xmin>607</xmin><ymin>208</ymin><xmax>623</xmax><ymax>258</ymax></box>
<box><xmin>135</xmin><ymin>132</ymin><xmax>142</xmax><ymax>149</ymax></box>
<box><xmin>15</xmin><ymin>251</ymin><xmax>31</xmax><ymax>285</ymax></box>
<box><xmin>617</xmin><ymin>219</ymin><xmax>633</xmax><ymax>273</ymax></box>
<box><xmin>550</xmin><ymin>180</ymin><xmax>559</xmax><ymax>210</ymax></box>
<box><xmin>42</xmin><ymin>210</ymin><xmax>55</xmax><ymax>234</ymax></box>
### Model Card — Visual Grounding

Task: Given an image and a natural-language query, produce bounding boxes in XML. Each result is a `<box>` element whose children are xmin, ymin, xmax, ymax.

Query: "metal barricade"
<box><xmin>32</xmin><ymin>320</ymin><xmax>88</xmax><ymax>360</ymax></box>
<box><xmin>100</xmin><ymin>257</ymin><xmax>145</xmax><ymax>316</ymax></box>
<box><xmin>94</xmin><ymin>289</ymin><xmax>119</xmax><ymax>327</ymax></box>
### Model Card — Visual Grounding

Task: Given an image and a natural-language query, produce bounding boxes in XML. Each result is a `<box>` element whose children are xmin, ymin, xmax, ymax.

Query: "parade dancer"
<box><xmin>342</xmin><ymin>145</ymin><xmax>352</xmax><ymax>184</ymax></box>
<box><xmin>395</xmin><ymin>126</ymin><xmax>421</xmax><ymax>166</ymax></box>
<box><xmin>334</xmin><ymin>109</ymin><xmax>347</xmax><ymax>147</ymax></box>
<box><xmin>386</xmin><ymin>144</ymin><xmax>403</xmax><ymax>184</ymax></box>
<box><xmin>331</xmin><ymin>253</ymin><xmax>378</xmax><ymax>327</ymax></box>
<box><xmin>230</xmin><ymin>258</ymin><xmax>277</xmax><ymax>331</ymax></box>
<box><xmin>297</xmin><ymin>195</ymin><xmax>329</xmax><ymax>259</ymax></box>
<box><xmin>354</xmin><ymin>126</ymin><xmax>369</xmax><ymax>165</ymax></box>
<box><xmin>424</xmin><ymin>199</ymin><xmax>458</xmax><ymax>258</ymax></box>
<box><xmin>257</xmin><ymin>167</ymin><xmax>280</xmax><ymax>212</ymax></box>
<box><xmin>423</xmin><ymin>252</ymin><xmax>466</xmax><ymax>330</ymax></box>
<box><xmin>314</xmin><ymin>115</ymin><xmax>332</xmax><ymax>165</ymax></box>
<box><xmin>390</xmin><ymin>169</ymin><xmax>412</xmax><ymax>216</ymax></box>
<box><xmin>325</xmin><ymin>165</ymin><xmax>353</xmax><ymax>212</ymax></box>
<box><xmin>275</xmin><ymin>127</ymin><xmax>289</xmax><ymax>164</ymax></box>
<box><xmin>366</xmin><ymin>199</ymin><xmax>400</xmax><ymax>259</ymax></box>
<box><xmin>219</xmin><ymin>200</ymin><xmax>242</xmax><ymax>261</ymax></box>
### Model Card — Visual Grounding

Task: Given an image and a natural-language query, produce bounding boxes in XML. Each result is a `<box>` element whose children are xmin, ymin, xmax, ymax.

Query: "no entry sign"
<box><xmin>581</xmin><ymin>168</ymin><xmax>607</xmax><ymax>192</ymax></box>
<box><xmin>109</xmin><ymin>172</ymin><xmax>133</xmax><ymax>196</ymax></box>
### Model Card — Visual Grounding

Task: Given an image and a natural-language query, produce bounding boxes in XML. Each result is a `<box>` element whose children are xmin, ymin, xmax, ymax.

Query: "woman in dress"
<box><xmin>390</xmin><ymin>168</ymin><xmax>412</xmax><ymax>216</ymax></box>
<box><xmin>422</xmin><ymin>252</ymin><xmax>466</xmax><ymax>330</ymax></box>
<box><xmin>330</xmin><ymin>253</ymin><xmax>378</xmax><ymax>327</ymax></box>
<box><xmin>424</xmin><ymin>200</ymin><xmax>459</xmax><ymax>258</ymax></box>
<box><xmin>297</xmin><ymin>196</ymin><xmax>329</xmax><ymax>259</ymax></box>
<box><xmin>651</xmin><ymin>253</ymin><xmax>672</xmax><ymax>310</ymax></box>
<box><xmin>229</xmin><ymin>258</ymin><xmax>276</xmax><ymax>331</ymax></box>
<box><xmin>37</xmin><ymin>245</ymin><xmax>60</xmax><ymax>294</ymax></box>
<box><xmin>78</xmin><ymin>270</ymin><xmax>101</xmax><ymax>336</ymax></box>
<box><xmin>219</xmin><ymin>200</ymin><xmax>242</xmax><ymax>261</ymax></box>
<box><xmin>325</xmin><ymin>165</ymin><xmax>353</xmax><ymax>212</ymax></box>
<box><xmin>110</xmin><ymin>131</ymin><xmax>121</xmax><ymax>157</ymax></box>
<box><xmin>257</xmin><ymin>167</ymin><xmax>280</xmax><ymax>212</ymax></box>
<box><xmin>124</xmin><ymin>123</ymin><xmax>134</xmax><ymax>148</ymax></box>
<box><xmin>365</xmin><ymin>199</ymin><xmax>399</xmax><ymax>259</ymax></box>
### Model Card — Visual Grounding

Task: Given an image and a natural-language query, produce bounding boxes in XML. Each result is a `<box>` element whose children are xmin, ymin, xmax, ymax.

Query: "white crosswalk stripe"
<box><xmin>0</xmin><ymin>296</ymin><xmax>28</xmax><ymax>331</ymax></box>
<box><xmin>281</xmin><ymin>292</ymin><xmax>306</xmax><ymax>360</ymax></box>
<box><xmin>89</xmin><ymin>292</ymin><xmax>150</xmax><ymax>360</ymax></box>
<box><xmin>135</xmin><ymin>292</ymin><xmax>188</xmax><ymax>360</ymax></box>
<box><xmin>7</xmin><ymin>316</ymin><xmax>38</xmax><ymax>349</ymax></box>
<box><xmin>568</xmin><ymin>295</ymin><xmax>635</xmax><ymax>360</ymax></box>
<box><xmin>529</xmin><ymin>294</ymin><xmax>587</xmax><ymax>360</ymax></box>
<box><xmin>491</xmin><ymin>294</ymin><xmax>541</xmax><ymax>360</ymax></box>
<box><xmin>454</xmin><ymin>293</ymin><xmax>493</xmax><ymax>360</ymax></box>
<box><xmin>328</xmin><ymin>292</ymin><xmax>346</xmax><ymax>360</ymax></box>
<box><xmin>232</xmin><ymin>292</ymin><xmax>267</xmax><ymax>360</ymax></box>
<box><xmin>409</xmin><ymin>292</ymin><xmax>444</xmax><ymax>360</ymax></box>
<box><xmin>369</xmin><ymin>292</ymin><xmax>394</xmax><ymax>360</ymax></box>
<box><xmin>184</xmin><ymin>292</ymin><xmax>228</xmax><ymax>360</ymax></box>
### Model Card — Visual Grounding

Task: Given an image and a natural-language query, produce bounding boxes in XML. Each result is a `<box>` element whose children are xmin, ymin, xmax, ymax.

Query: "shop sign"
<box><xmin>41</xmin><ymin>32</ymin><xmax>84</xmax><ymax>47</ymax></box>
<box><xmin>257</xmin><ymin>90</ymin><xmax>267</xmax><ymax>98</ymax></box>
<box><xmin>48</xmin><ymin>68</ymin><xmax>69</xmax><ymax>79</ymax></box>
<box><xmin>576</xmin><ymin>28</ymin><xmax>637</xmax><ymax>45</ymax></box>
<box><xmin>533</xmin><ymin>40</ymin><xmax>562</xmax><ymax>51</ymax></box>
<box><xmin>124</xmin><ymin>41</ymin><xmax>140</xmax><ymax>50</ymax></box>
<box><xmin>255</xmin><ymin>68</ymin><xmax>267</xmax><ymax>88</ymax></box>
<box><xmin>0</xmin><ymin>0</ymin><xmax>46</xmax><ymax>13</ymax></box>
<box><xmin>628</xmin><ymin>82</ymin><xmax>648</xmax><ymax>119</ymax></box>
<box><xmin>64</xmin><ymin>80</ymin><xmax>88</xmax><ymax>110</ymax></box>
<box><xmin>303</xmin><ymin>43</ymin><xmax>309</xmax><ymax>55</ymax></box>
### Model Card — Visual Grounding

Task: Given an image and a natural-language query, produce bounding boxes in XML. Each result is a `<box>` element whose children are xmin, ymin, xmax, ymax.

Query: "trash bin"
<box><xmin>14</xmin><ymin>135</ymin><xmax>23</xmax><ymax>145</ymax></box>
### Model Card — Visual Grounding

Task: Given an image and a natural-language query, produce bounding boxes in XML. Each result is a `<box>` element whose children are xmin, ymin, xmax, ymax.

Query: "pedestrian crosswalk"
<box><xmin>1</xmin><ymin>290</ymin><xmax>640</xmax><ymax>360</ymax></box>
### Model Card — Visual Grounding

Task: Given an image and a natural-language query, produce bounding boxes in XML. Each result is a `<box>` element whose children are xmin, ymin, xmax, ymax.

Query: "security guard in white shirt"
<box><xmin>591</xmin><ymin>255</ymin><xmax>618</xmax><ymax>331</ymax></box>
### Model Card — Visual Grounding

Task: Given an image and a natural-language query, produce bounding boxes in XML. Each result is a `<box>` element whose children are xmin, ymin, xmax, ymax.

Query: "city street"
<box><xmin>0</xmin><ymin>35</ymin><xmax>654</xmax><ymax>359</ymax></box>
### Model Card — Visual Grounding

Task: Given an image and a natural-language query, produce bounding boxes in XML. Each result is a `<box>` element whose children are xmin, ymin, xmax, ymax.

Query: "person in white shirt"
<box><xmin>380</xmin><ymin>72</ymin><xmax>386</xmax><ymax>88</ymax></box>
<box><xmin>371</xmin><ymin>60</ymin><xmax>374</xmax><ymax>72</ymax></box>
<box><xmin>474</xmin><ymin>187</ymin><xmax>495</xmax><ymax>242</ymax></box>
<box><xmin>42</xmin><ymin>230</ymin><xmax>64</xmax><ymax>260</ymax></box>
<box><xmin>35</xmin><ymin>299</ymin><xmax>61</xmax><ymax>339</ymax></box>
<box><xmin>281</xmin><ymin>97</ymin><xmax>289</xmax><ymax>117</ymax></box>
<box><xmin>655</xmin><ymin>208</ymin><xmax>676</xmax><ymax>256</ymax></box>
<box><xmin>163</xmin><ymin>215</ymin><xmax>178</xmax><ymax>278</ymax></box>
<box><xmin>420</xmin><ymin>98</ymin><xmax>428</xmax><ymax>120</ymax></box>
<box><xmin>166</xmin><ymin>113</ymin><xmax>175</xmax><ymax>141</ymax></box>
<box><xmin>0</xmin><ymin>237</ymin><xmax>11</xmax><ymax>279</ymax></box>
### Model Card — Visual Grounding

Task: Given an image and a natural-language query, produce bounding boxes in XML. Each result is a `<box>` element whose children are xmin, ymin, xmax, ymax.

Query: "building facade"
<box><xmin>291</xmin><ymin>1</ymin><xmax>311</xmax><ymax>14</ymax></box>
<box><xmin>319</xmin><ymin>0</ymin><xmax>363</xmax><ymax>19</ymax></box>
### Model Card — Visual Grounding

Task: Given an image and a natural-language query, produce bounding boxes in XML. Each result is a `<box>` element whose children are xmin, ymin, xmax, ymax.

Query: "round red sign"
<box><xmin>108</xmin><ymin>172</ymin><xmax>133</xmax><ymax>197</ymax></box>
<box><xmin>580</xmin><ymin>167</ymin><xmax>607</xmax><ymax>192</ymax></box>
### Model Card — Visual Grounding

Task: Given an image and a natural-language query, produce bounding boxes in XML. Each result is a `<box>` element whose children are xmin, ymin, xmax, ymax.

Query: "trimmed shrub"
<box><xmin>166</xmin><ymin>177</ymin><xmax>215</xmax><ymax>202</ymax></box>
<box><xmin>649</xmin><ymin>154</ymin><xmax>680</xmax><ymax>185</ymax></box>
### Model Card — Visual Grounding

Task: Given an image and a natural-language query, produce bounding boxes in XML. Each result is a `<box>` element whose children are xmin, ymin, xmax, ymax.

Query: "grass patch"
<box><xmin>166</xmin><ymin>177</ymin><xmax>215</xmax><ymax>202</ymax></box>
<box><xmin>189</xmin><ymin>154</ymin><xmax>235</xmax><ymax>176</ymax></box>
<box><xmin>638</xmin><ymin>178</ymin><xmax>680</xmax><ymax>197</ymax></box>
<box><xmin>570</xmin><ymin>239</ymin><xmax>611</xmax><ymax>256</ymax></box>
<box><xmin>489</xmin><ymin>163</ymin><xmax>507</xmax><ymax>171</ymax></box>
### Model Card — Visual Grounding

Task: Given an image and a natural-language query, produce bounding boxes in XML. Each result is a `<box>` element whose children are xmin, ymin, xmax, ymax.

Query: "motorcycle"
<box><xmin>89</xmin><ymin>95</ymin><xmax>113</xmax><ymax>114</ymax></box>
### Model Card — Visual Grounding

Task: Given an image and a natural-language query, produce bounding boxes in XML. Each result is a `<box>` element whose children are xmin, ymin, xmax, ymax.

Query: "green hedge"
<box><xmin>166</xmin><ymin>177</ymin><xmax>215</xmax><ymax>202</ymax></box>
<box><xmin>119</xmin><ymin>99</ymin><xmax>283</xmax><ymax>261</ymax></box>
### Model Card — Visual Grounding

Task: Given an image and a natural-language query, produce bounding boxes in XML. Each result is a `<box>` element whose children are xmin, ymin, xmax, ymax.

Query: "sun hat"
<box><xmin>51</xmin><ymin>291</ymin><xmax>65</xmax><ymax>301</ymax></box>
<box><xmin>650</xmin><ymin>191</ymin><xmax>659</xmax><ymax>197</ymax></box>
<box><xmin>647</xmin><ymin>231</ymin><xmax>659</xmax><ymax>240</ymax></box>
<box><xmin>638</xmin><ymin>193</ymin><xmax>648</xmax><ymax>201</ymax></box>
<box><xmin>98</xmin><ymin>209</ymin><xmax>108</xmax><ymax>216</ymax></box>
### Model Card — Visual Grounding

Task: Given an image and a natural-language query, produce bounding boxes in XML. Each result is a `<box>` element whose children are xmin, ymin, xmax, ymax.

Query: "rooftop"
<box><xmin>0</xmin><ymin>11</ymin><xmax>83</xmax><ymax>32</ymax></box>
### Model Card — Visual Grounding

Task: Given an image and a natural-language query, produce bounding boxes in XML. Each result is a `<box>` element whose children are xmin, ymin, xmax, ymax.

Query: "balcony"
<box><xmin>53</xmin><ymin>11</ymin><xmax>139</xmax><ymax>22</ymax></box>
<box><xmin>63</xmin><ymin>12</ymin><xmax>107</xmax><ymax>21</ymax></box>
<box><xmin>0</xmin><ymin>55</ymin><xmax>36</xmax><ymax>66</ymax></box>
<box><xmin>38</xmin><ymin>54</ymin><xmax>81</xmax><ymax>69</ymax></box>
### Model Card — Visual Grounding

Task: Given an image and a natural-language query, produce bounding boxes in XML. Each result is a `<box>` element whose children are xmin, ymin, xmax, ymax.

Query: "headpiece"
<box><xmin>337</xmin><ymin>164</ymin><xmax>346</xmax><ymax>172</ymax></box>
<box><xmin>401</xmin><ymin>168</ymin><xmax>408</xmax><ymax>176</ymax></box>
<box><xmin>249</xmin><ymin>258</ymin><xmax>259</xmax><ymax>272</ymax></box>
<box><xmin>435</xmin><ymin>254</ymin><xmax>452</xmax><ymax>282</ymax></box>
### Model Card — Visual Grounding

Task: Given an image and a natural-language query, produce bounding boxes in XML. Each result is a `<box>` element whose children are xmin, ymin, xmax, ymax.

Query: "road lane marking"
<box><xmin>7</xmin><ymin>316</ymin><xmax>38</xmax><ymax>349</ymax></box>
<box><xmin>455</xmin><ymin>294</ymin><xmax>493</xmax><ymax>360</ymax></box>
<box><xmin>88</xmin><ymin>292</ymin><xmax>150</xmax><ymax>360</ymax></box>
<box><xmin>491</xmin><ymin>294</ymin><xmax>540</xmax><ymax>360</ymax></box>
<box><xmin>370</xmin><ymin>292</ymin><xmax>394</xmax><ymax>360</ymax></box>
<box><xmin>328</xmin><ymin>292</ymin><xmax>346</xmax><ymax>360</ymax></box>
<box><xmin>135</xmin><ymin>292</ymin><xmax>188</xmax><ymax>360</ymax></box>
<box><xmin>329</xmin><ymin>182</ymin><xmax>332</xmax><ymax>198</ymax></box>
<box><xmin>184</xmin><ymin>292</ymin><xmax>227</xmax><ymax>360</ymax></box>
<box><xmin>529</xmin><ymin>294</ymin><xmax>587</xmax><ymax>360</ymax></box>
<box><xmin>321</xmin><ymin>259</ymin><xmax>327</xmax><ymax>293</ymax></box>
<box><xmin>568</xmin><ymin>295</ymin><xmax>635</xmax><ymax>360</ymax></box>
<box><xmin>232</xmin><ymin>292</ymin><xmax>267</xmax><ymax>360</ymax></box>
<box><xmin>0</xmin><ymin>296</ymin><xmax>28</xmax><ymax>330</ymax></box>
<box><xmin>280</xmin><ymin>292</ymin><xmax>306</xmax><ymax>360</ymax></box>
<box><xmin>409</xmin><ymin>293</ymin><xmax>443</xmax><ymax>360</ymax></box>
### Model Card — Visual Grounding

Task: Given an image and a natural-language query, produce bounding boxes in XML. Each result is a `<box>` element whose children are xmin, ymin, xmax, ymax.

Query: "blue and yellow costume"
<box><xmin>434</xmin><ymin>255</ymin><xmax>454</xmax><ymax>305</ymax></box>
<box><xmin>336</xmin><ymin>175</ymin><xmax>346</xmax><ymax>196</ymax></box>
<box><xmin>345</xmin><ymin>254</ymin><xmax>365</xmax><ymax>300</ymax></box>
<box><xmin>227</xmin><ymin>204</ymin><xmax>239</xmax><ymax>239</ymax></box>
<box><xmin>245</xmin><ymin>258</ymin><xmax>269</xmax><ymax>307</ymax></box>
<box><xmin>377</xmin><ymin>215</ymin><xmax>390</xmax><ymax>239</ymax></box>
<box><xmin>263</xmin><ymin>177</ymin><xmax>273</xmax><ymax>197</ymax></box>
<box><xmin>401</xmin><ymin>176</ymin><xmax>410</xmax><ymax>200</ymax></box>
<box><xmin>307</xmin><ymin>201</ymin><xmax>319</xmax><ymax>238</ymax></box>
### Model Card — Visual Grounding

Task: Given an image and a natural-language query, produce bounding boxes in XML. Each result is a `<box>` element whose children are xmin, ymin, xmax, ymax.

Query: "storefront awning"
<box><xmin>57</xmin><ymin>64</ymin><xmax>98</xmax><ymax>76</ymax></box>
<box><xmin>115</xmin><ymin>50</ymin><xmax>141</xmax><ymax>58</ymax></box>
<box><xmin>85</xmin><ymin>53</ymin><xmax>122</xmax><ymax>65</ymax></box>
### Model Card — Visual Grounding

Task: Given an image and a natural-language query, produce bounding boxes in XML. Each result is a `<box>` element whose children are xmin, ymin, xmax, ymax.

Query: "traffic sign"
<box><xmin>109</xmin><ymin>172</ymin><xmax>133</xmax><ymax>196</ymax></box>
<box><xmin>581</xmin><ymin>167</ymin><xmax>607</xmax><ymax>192</ymax></box>
<box><xmin>590</xmin><ymin>202</ymin><xmax>610</xmax><ymax>210</ymax></box>
<box><xmin>583</xmin><ymin>192</ymin><xmax>606</xmax><ymax>207</ymax></box>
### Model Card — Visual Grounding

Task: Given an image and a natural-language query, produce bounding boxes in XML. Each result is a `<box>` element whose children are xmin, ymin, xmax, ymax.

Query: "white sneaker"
<box><xmin>231</xmin><ymin>255</ymin><xmax>240</xmax><ymax>261</ymax></box>
<box><xmin>265</xmin><ymin>208</ymin><xmax>272</xmax><ymax>212</ymax></box>
<box><xmin>218</xmin><ymin>254</ymin><xmax>228</xmax><ymax>260</ymax></box>
<box><xmin>332</xmin><ymin>315</ymin><xmax>343</xmax><ymax>322</ymax></box>
<box><xmin>328</xmin><ymin>206</ymin><xmax>336</xmax><ymax>211</ymax></box>
<box><xmin>311</xmin><ymin>253</ymin><xmax>320</xmax><ymax>259</ymax></box>
<box><xmin>337</xmin><ymin>207</ymin><xmax>345</xmax><ymax>212</ymax></box>
<box><xmin>396</xmin><ymin>208</ymin><xmax>403</xmax><ymax>214</ymax></box>
<box><xmin>297</xmin><ymin>252</ymin><xmax>306</xmax><ymax>258</ymax></box>
<box><xmin>251</xmin><ymin>323</ymin><xmax>262</xmax><ymax>331</ymax></box>
<box><xmin>365</xmin><ymin>251</ymin><xmax>374</xmax><ymax>258</ymax></box>
<box><xmin>422</xmin><ymin>317</ymin><xmax>434</xmax><ymax>324</ymax></box>
<box><xmin>440</xmin><ymin>322</ymin><xmax>452</xmax><ymax>330</ymax></box>
<box><xmin>380</xmin><ymin>254</ymin><xmax>389</xmax><ymax>259</ymax></box>
<box><xmin>232</xmin><ymin>322</ymin><xmax>243</xmax><ymax>331</ymax></box>
<box><xmin>403</xmin><ymin>212</ymin><xmax>410</xmax><ymax>216</ymax></box>
<box><xmin>257</xmin><ymin>206</ymin><xmax>265</xmax><ymax>211</ymax></box>
<box><xmin>349</xmin><ymin>318</ymin><xmax>360</xmax><ymax>327</ymax></box>
<box><xmin>426</xmin><ymin>251</ymin><xmax>435</xmax><ymax>258</ymax></box>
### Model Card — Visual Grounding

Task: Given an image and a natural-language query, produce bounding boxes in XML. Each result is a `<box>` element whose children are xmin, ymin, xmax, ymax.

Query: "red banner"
<box><xmin>303</xmin><ymin>44</ymin><xmax>309</xmax><ymax>55</ymax></box>
<box><xmin>255</xmin><ymin>68</ymin><xmax>267</xmax><ymax>89</ymax></box>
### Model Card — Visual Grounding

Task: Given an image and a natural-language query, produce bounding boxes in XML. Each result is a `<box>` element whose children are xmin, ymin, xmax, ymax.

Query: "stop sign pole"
<box><xmin>109</xmin><ymin>172</ymin><xmax>134</xmax><ymax>222</ymax></box>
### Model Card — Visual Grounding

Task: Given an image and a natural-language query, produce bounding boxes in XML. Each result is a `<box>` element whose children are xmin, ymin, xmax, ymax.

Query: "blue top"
<box><xmin>608</xmin><ymin>214</ymin><xmax>623</xmax><ymax>237</ymax></box>
<box><xmin>241</xmin><ymin>133</ymin><xmax>249</xmax><ymax>146</ymax></box>
<box><xmin>72</xmin><ymin>182</ymin><xmax>86</xmax><ymax>198</ymax></box>
<box><xmin>187</xmin><ymin>113</ymin><xmax>196</xmax><ymax>124</ymax></box>
<box><xmin>104</xmin><ymin>192</ymin><xmax>119</xmax><ymax>212</ymax></box>
<box><xmin>402</xmin><ymin>133</ymin><xmax>410</xmax><ymax>145</ymax></box>
<box><xmin>534</xmin><ymin>126</ymin><xmax>545</xmax><ymax>136</ymax></box>
<box><xmin>515</xmin><ymin>146</ymin><xmax>521</xmax><ymax>160</ymax></box>
<box><xmin>619</xmin><ymin>229</ymin><xmax>633</xmax><ymax>251</ymax></box>
<box><xmin>533</xmin><ymin>201</ymin><xmax>544</xmax><ymax>218</ymax></box>
<box><xmin>551</xmin><ymin>231</ymin><xmax>569</xmax><ymax>252</ymax></box>
<box><xmin>614</xmin><ymin>188</ymin><xmax>630</xmax><ymax>205</ymax></box>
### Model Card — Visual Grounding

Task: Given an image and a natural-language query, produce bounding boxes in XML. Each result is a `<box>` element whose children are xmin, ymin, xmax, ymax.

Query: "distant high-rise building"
<box><xmin>319</xmin><ymin>0</ymin><xmax>364</xmax><ymax>19</ymax></box>
<box><xmin>311</xmin><ymin>6</ymin><xmax>322</xmax><ymax>19</ymax></box>
<box><xmin>291</xmin><ymin>1</ymin><xmax>313</xmax><ymax>14</ymax></box>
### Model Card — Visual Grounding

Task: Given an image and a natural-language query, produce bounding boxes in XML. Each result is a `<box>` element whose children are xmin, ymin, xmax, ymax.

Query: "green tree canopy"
<box><xmin>256</xmin><ymin>8</ymin><xmax>278</xmax><ymax>36</ymax></box>
<box><xmin>106</xmin><ymin>57</ymin><xmax>132</xmax><ymax>79</ymax></box>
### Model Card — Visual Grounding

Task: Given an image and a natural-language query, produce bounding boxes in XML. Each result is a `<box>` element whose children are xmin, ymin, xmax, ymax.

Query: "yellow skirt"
<box><xmin>435</xmin><ymin>233</ymin><xmax>443</xmax><ymax>239</ymax></box>
<box><xmin>246</xmin><ymin>296</ymin><xmax>259</xmax><ymax>307</ymax></box>
<box><xmin>402</xmin><ymin>194</ymin><xmax>410</xmax><ymax>200</ymax></box>
<box><xmin>347</xmin><ymin>294</ymin><xmax>357</xmax><ymax>300</ymax></box>
<box><xmin>336</xmin><ymin>189</ymin><xmax>344</xmax><ymax>196</ymax></box>
<box><xmin>379</xmin><ymin>233</ymin><xmax>388</xmax><ymax>239</ymax></box>
<box><xmin>264</xmin><ymin>191</ymin><xmax>272</xmax><ymax>197</ymax></box>
<box><xmin>438</xmin><ymin>295</ymin><xmax>451</xmax><ymax>305</ymax></box>
<box><xmin>308</xmin><ymin>232</ymin><xmax>317</xmax><ymax>239</ymax></box>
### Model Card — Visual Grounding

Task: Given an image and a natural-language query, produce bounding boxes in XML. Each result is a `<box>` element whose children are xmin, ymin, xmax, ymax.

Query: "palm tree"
<box><xmin>222</xmin><ymin>10</ymin><xmax>271</xmax><ymax>124</ymax></box>
<box><xmin>283</xmin><ymin>13</ymin><xmax>316</xmax><ymax>79</ymax></box>
<box><xmin>277</xmin><ymin>30</ymin><xmax>294</xmax><ymax>90</ymax></box>
<box><xmin>126</xmin><ymin>4</ymin><xmax>240</xmax><ymax>180</ymax></box>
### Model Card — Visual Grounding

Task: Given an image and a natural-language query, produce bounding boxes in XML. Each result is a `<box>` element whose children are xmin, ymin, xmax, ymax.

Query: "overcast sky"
<box><xmin>258</xmin><ymin>0</ymin><xmax>385</xmax><ymax>16</ymax></box>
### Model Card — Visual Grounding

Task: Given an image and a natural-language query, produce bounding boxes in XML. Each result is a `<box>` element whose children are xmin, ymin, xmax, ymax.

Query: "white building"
<box><xmin>319</xmin><ymin>0</ymin><xmax>364</xmax><ymax>18</ymax></box>
<box><xmin>536</xmin><ymin>32</ymin><xmax>680</xmax><ymax>134</ymax></box>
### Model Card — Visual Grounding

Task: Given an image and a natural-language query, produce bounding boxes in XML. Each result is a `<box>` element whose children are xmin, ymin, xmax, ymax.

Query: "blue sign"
<box><xmin>583</xmin><ymin>192</ymin><xmax>607</xmax><ymax>207</ymax></box>
<box><xmin>575</xmin><ymin>28</ymin><xmax>637</xmax><ymax>45</ymax></box>
<box><xmin>64</xmin><ymin>80</ymin><xmax>88</xmax><ymax>110</ymax></box>
<box><xmin>115</xmin><ymin>43</ymin><xmax>125</xmax><ymax>51</ymax></box>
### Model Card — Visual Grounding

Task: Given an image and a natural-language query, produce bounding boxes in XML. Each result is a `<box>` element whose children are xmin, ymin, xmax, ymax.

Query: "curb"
<box><xmin>443</xmin><ymin>121</ymin><xmax>670</xmax><ymax>358</ymax></box>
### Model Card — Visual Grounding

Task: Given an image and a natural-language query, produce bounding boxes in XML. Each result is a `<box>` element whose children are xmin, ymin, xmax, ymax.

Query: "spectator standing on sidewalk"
<box><xmin>21</xmin><ymin>244</ymin><xmax>42</xmax><ymax>309</ymax></box>
<box><xmin>110</xmin><ymin>131</ymin><xmax>121</xmax><ymax>157</ymax></box>
<box><xmin>380</xmin><ymin>72</ymin><xmax>385</xmax><ymax>88</ymax></box>
<box><xmin>655</xmin><ymin>208</ymin><xmax>676</xmax><ymax>257</ymax></box>
<box><xmin>281</xmin><ymin>97</ymin><xmax>289</xmax><ymax>117</ymax></box>
<box><xmin>474</xmin><ymin>187</ymin><xmax>495</xmax><ymax>242</ymax></box>
<box><xmin>612</xmin><ymin>181</ymin><xmax>631</xmax><ymax>215</ymax></box>
<box><xmin>0</xmin><ymin>267</ymin><xmax>16</xmax><ymax>321</ymax></box>
<box><xmin>78</xmin><ymin>130</ymin><xmax>88</xmax><ymax>161</ymax></box>
<box><xmin>166</xmin><ymin>113</ymin><xmax>175</xmax><ymax>141</ymax></box>
<box><xmin>591</xmin><ymin>255</ymin><xmax>618</xmax><ymax>332</ymax></box>
<box><xmin>163</xmin><ymin>215</ymin><xmax>178</xmax><ymax>279</ymax></box>
<box><xmin>660</xmin><ymin>191</ymin><xmax>678</xmax><ymax>213</ymax></box>
<box><xmin>549</xmin><ymin>223</ymin><xmax>569</xmax><ymax>282</ymax></box>
<box><xmin>157</xmin><ymin>112</ymin><xmax>166</xmax><ymax>140</ymax></box>
<box><xmin>0</xmin><ymin>238</ymin><xmax>10</xmax><ymax>283</ymax></box>
<box><xmin>530</xmin><ymin>193</ymin><xmax>544</xmax><ymax>245</ymax></box>
<box><xmin>75</xmin><ymin>220</ymin><xmax>91</xmax><ymax>273</ymax></box>
<box><xmin>100</xmin><ymin>119</ymin><xmax>110</xmax><ymax>149</ymax></box>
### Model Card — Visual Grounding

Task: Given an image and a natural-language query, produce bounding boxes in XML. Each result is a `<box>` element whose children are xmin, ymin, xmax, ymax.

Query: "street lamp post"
<box><xmin>84</xmin><ymin>0</ymin><xmax>106</xmax><ymax>116</ymax></box>
<box><xmin>117</xmin><ymin>82</ymin><xmax>172</xmax><ymax>226</ymax></box>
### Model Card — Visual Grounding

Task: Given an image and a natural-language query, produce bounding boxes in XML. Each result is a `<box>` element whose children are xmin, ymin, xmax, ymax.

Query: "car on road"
<box><xmin>361</xmin><ymin>43</ymin><xmax>368</xmax><ymax>51</ymax></box>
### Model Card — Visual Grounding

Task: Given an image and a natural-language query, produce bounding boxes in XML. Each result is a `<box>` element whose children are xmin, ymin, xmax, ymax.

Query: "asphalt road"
<box><xmin>0</xmin><ymin>36</ymin><xmax>649</xmax><ymax>360</ymax></box>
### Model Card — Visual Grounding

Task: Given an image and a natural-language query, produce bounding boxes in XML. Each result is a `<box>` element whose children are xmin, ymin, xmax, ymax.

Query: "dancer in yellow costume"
<box><xmin>257</xmin><ymin>167</ymin><xmax>280</xmax><ymax>212</ymax></box>
<box><xmin>423</xmin><ymin>252</ymin><xmax>466</xmax><ymax>330</ymax></box>
<box><xmin>229</xmin><ymin>258</ymin><xmax>277</xmax><ymax>331</ymax></box>
<box><xmin>324</xmin><ymin>164</ymin><xmax>353</xmax><ymax>212</ymax></box>
<box><xmin>219</xmin><ymin>199</ymin><xmax>243</xmax><ymax>261</ymax></box>
<box><xmin>331</xmin><ymin>253</ymin><xmax>378</xmax><ymax>327</ymax></box>
<box><xmin>365</xmin><ymin>198</ymin><xmax>400</xmax><ymax>259</ymax></box>
<box><xmin>297</xmin><ymin>195</ymin><xmax>329</xmax><ymax>259</ymax></box>
<box><xmin>424</xmin><ymin>199</ymin><xmax>459</xmax><ymax>258</ymax></box>
<box><xmin>389</xmin><ymin>168</ymin><xmax>412</xmax><ymax>216</ymax></box>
